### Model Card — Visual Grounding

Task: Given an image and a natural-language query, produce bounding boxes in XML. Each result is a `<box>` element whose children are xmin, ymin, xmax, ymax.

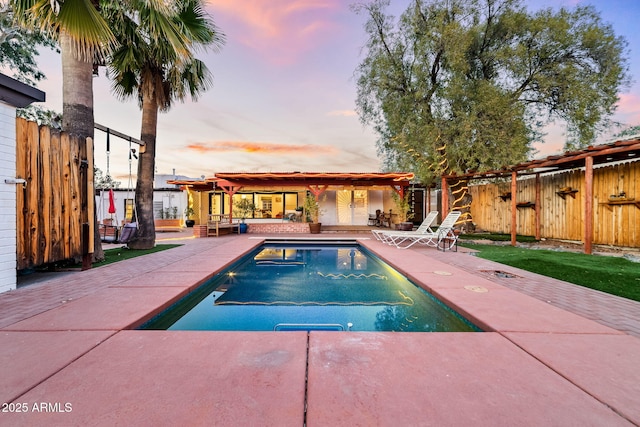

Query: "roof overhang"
<box><xmin>168</xmin><ymin>172</ymin><xmax>415</xmax><ymax>191</ymax></box>
<box><xmin>0</xmin><ymin>73</ymin><xmax>45</xmax><ymax>108</ymax></box>
<box><xmin>442</xmin><ymin>139</ymin><xmax>640</xmax><ymax>181</ymax></box>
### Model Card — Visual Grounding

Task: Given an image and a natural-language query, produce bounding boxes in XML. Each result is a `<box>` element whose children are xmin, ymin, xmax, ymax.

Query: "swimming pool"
<box><xmin>141</xmin><ymin>243</ymin><xmax>480</xmax><ymax>332</ymax></box>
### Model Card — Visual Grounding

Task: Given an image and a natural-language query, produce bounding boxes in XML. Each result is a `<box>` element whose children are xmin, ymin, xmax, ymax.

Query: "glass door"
<box><xmin>336</xmin><ymin>190</ymin><xmax>368</xmax><ymax>225</ymax></box>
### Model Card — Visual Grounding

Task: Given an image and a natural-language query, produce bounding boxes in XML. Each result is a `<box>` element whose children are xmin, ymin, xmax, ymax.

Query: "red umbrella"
<box><xmin>108</xmin><ymin>189</ymin><xmax>116</xmax><ymax>214</ymax></box>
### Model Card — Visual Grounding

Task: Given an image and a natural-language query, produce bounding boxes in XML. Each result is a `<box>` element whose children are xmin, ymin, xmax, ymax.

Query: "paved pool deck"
<box><xmin>1</xmin><ymin>232</ymin><xmax>639</xmax><ymax>426</ymax></box>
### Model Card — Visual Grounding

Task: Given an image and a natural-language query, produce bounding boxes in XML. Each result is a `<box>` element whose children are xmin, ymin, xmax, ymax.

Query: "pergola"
<box><xmin>169</xmin><ymin>171</ymin><xmax>415</xmax><ymax>223</ymax></box>
<box><xmin>441</xmin><ymin>139</ymin><xmax>640</xmax><ymax>253</ymax></box>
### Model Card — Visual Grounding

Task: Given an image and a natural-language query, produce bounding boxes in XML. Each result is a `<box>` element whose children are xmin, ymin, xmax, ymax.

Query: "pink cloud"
<box><xmin>186</xmin><ymin>141</ymin><xmax>338</xmax><ymax>156</ymax></box>
<box><xmin>205</xmin><ymin>0</ymin><xmax>342</xmax><ymax>64</ymax></box>
<box><xmin>327</xmin><ymin>110</ymin><xmax>357</xmax><ymax>117</ymax></box>
<box><xmin>616</xmin><ymin>93</ymin><xmax>640</xmax><ymax>124</ymax></box>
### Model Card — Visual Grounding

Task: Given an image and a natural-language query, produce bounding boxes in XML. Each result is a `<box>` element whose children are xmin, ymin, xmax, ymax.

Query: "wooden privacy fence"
<box><xmin>15</xmin><ymin>118</ymin><xmax>94</xmax><ymax>270</ymax></box>
<box><xmin>468</xmin><ymin>159</ymin><xmax>639</xmax><ymax>248</ymax></box>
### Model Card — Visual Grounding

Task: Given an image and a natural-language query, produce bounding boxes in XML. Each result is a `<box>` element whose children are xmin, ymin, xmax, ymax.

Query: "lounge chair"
<box><xmin>386</xmin><ymin>211</ymin><xmax>462</xmax><ymax>250</ymax></box>
<box><xmin>372</xmin><ymin>211</ymin><xmax>438</xmax><ymax>243</ymax></box>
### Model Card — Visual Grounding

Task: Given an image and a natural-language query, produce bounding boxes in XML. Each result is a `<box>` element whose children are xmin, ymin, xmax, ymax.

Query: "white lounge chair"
<box><xmin>387</xmin><ymin>211</ymin><xmax>462</xmax><ymax>250</ymax></box>
<box><xmin>372</xmin><ymin>211</ymin><xmax>439</xmax><ymax>243</ymax></box>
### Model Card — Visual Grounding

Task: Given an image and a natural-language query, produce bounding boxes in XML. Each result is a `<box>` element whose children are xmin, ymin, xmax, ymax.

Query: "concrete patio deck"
<box><xmin>1</xmin><ymin>232</ymin><xmax>639</xmax><ymax>426</ymax></box>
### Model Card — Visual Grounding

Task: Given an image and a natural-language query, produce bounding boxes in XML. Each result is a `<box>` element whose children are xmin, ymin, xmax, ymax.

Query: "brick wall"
<box><xmin>193</xmin><ymin>225</ymin><xmax>208</xmax><ymax>238</ymax></box>
<box><xmin>194</xmin><ymin>222</ymin><xmax>311</xmax><ymax>237</ymax></box>
<box><xmin>247</xmin><ymin>223</ymin><xmax>310</xmax><ymax>234</ymax></box>
<box><xmin>0</xmin><ymin>103</ymin><xmax>17</xmax><ymax>292</ymax></box>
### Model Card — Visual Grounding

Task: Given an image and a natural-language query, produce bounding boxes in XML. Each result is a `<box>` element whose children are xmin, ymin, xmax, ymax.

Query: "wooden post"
<box><xmin>81</xmin><ymin>223</ymin><xmax>91</xmax><ymax>270</ymax></box>
<box><xmin>306</xmin><ymin>185</ymin><xmax>328</xmax><ymax>200</ymax></box>
<box><xmin>535</xmin><ymin>173</ymin><xmax>541</xmax><ymax>240</ymax></box>
<box><xmin>511</xmin><ymin>171</ymin><xmax>517</xmax><ymax>246</ymax></box>
<box><xmin>441</xmin><ymin>176</ymin><xmax>449</xmax><ymax>218</ymax></box>
<box><xmin>584</xmin><ymin>156</ymin><xmax>594</xmax><ymax>254</ymax></box>
<box><xmin>218</xmin><ymin>185</ymin><xmax>241</xmax><ymax>223</ymax></box>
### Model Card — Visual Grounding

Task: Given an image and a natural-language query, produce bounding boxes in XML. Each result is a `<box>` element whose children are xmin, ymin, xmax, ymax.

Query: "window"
<box><xmin>210</xmin><ymin>191</ymin><xmax>298</xmax><ymax>219</ymax></box>
<box><xmin>153</xmin><ymin>201</ymin><xmax>163</xmax><ymax>219</ymax></box>
<box><xmin>259</xmin><ymin>196</ymin><xmax>273</xmax><ymax>218</ymax></box>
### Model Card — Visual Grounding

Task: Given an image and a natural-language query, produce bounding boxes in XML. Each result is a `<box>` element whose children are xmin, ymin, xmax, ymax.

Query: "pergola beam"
<box><xmin>306</xmin><ymin>185</ymin><xmax>328</xmax><ymax>200</ymax></box>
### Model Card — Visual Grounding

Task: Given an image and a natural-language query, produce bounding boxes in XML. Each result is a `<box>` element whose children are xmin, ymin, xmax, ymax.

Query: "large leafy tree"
<box><xmin>615</xmin><ymin>124</ymin><xmax>640</xmax><ymax>139</ymax></box>
<box><xmin>105</xmin><ymin>0</ymin><xmax>224</xmax><ymax>249</ymax></box>
<box><xmin>0</xmin><ymin>2</ymin><xmax>61</xmax><ymax>126</ymax></box>
<box><xmin>0</xmin><ymin>2</ymin><xmax>57</xmax><ymax>85</ymax></box>
<box><xmin>354</xmin><ymin>0</ymin><xmax>629</xmax><ymax>228</ymax></box>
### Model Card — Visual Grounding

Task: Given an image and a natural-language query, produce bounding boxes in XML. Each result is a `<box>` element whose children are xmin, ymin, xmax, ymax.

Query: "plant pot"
<box><xmin>154</xmin><ymin>219</ymin><xmax>181</xmax><ymax>228</ymax></box>
<box><xmin>185</xmin><ymin>219</ymin><xmax>195</xmax><ymax>228</ymax></box>
<box><xmin>309</xmin><ymin>222</ymin><xmax>322</xmax><ymax>234</ymax></box>
<box><xmin>239</xmin><ymin>223</ymin><xmax>248</xmax><ymax>233</ymax></box>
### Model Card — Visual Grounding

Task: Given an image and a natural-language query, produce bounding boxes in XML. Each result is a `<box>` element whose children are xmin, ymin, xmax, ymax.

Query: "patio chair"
<box><xmin>387</xmin><ymin>211</ymin><xmax>462</xmax><ymax>250</ymax></box>
<box><xmin>372</xmin><ymin>211</ymin><xmax>438</xmax><ymax>243</ymax></box>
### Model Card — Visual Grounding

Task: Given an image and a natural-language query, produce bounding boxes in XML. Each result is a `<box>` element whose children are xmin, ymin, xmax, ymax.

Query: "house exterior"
<box><xmin>95</xmin><ymin>174</ymin><xmax>188</xmax><ymax>240</ymax></box>
<box><xmin>169</xmin><ymin>172</ymin><xmax>417</xmax><ymax>234</ymax></box>
<box><xmin>0</xmin><ymin>74</ymin><xmax>45</xmax><ymax>293</ymax></box>
<box><xmin>95</xmin><ymin>174</ymin><xmax>189</xmax><ymax>225</ymax></box>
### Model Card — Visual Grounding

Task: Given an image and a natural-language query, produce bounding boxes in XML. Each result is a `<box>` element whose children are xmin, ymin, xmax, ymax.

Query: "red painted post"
<box><xmin>511</xmin><ymin>171</ymin><xmax>517</xmax><ymax>246</ymax></box>
<box><xmin>535</xmin><ymin>173</ymin><xmax>541</xmax><ymax>240</ymax></box>
<box><xmin>441</xmin><ymin>177</ymin><xmax>449</xmax><ymax>218</ymax></box>
<box><xmin>584</xmin><ymin>156</ymin><xmax>594</xmax><ymax>254</ymax></box>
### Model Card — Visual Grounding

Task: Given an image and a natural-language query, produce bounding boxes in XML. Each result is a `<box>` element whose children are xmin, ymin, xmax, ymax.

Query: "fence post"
<box><xmin>584</xmin><ymin>156</ymin><xmax>593</xmax><ymax>254</ymax></box>
<box><xmin>511</xmin><ymin>171</ymin><xmax>517</xmax><ymax>246</ymax></box>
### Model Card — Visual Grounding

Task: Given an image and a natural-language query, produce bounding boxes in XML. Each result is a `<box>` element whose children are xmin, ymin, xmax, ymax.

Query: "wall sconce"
<box><xmin>5</xmin><ymin>178</ymin><xmax>26</xmax><ymax>186</ymax></box>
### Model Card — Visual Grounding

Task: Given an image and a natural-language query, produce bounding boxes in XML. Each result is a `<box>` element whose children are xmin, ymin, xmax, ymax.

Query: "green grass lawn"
<box><xmin>91</xmin><ymin>244</ymin><xmax>182</xmax><ymax>267</ymax></box>
<box><xmin>457</xmin><ymin>233</ymin><xmax>538</xmax><ymax>243</ymax></box>
<box><xmin>28</xmin><ymin>244</ymin><xmax>182</xmax><ymax>274</ymax></box>
<box><xmin>461</xmin><ymin>243</ymin><xmax>640</xmax><ymax>302</ymax></box>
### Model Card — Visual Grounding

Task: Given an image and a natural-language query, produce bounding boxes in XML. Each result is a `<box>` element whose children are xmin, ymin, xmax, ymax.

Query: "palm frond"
<box><xmin>12</xmin><ymin>0</ymin><xmax>115</xmax><ymax>61</ymax></box>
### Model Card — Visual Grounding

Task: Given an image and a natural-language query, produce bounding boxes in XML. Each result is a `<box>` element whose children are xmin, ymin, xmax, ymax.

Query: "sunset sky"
<box><xmin>27</xmin><ymin>0</ymin><xmax>640</xmax><ymax>183</ymax></box>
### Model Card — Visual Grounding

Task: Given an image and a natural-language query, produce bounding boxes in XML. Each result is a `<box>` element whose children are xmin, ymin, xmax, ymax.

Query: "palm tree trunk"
<box><xmin>127</xmin><ymin>90</ymin><xmax>158</xmax><ymax>249</ymax></box>
<box><xmin>60</xmin><ymin>30</ymin><xmax>104</xmax><ymax>261</ymax></box>
<box><xmin>61</xmin><ymin>31</ymin><xmax>94</xmax><ymax>137</ymax></box>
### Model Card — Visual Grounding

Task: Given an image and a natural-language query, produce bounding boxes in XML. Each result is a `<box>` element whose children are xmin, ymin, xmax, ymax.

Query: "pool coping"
<box><xmin>1</xmin><ymin>233</ymin><xmax>639</xmax><ymax>425</ymax></box>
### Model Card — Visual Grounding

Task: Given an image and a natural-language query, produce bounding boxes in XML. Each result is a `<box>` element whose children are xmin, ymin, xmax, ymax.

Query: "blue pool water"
<box><xmin>141</xmin><ymin>244</ymin><xmax>480</xmax><ymax>332</ymax></box>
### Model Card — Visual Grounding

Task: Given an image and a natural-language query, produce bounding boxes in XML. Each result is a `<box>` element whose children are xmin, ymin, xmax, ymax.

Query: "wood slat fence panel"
<box><xmin>15</xmin><ymin>118</ymin><xmax>94</xmax><ymax>270</ymax></box>
<box><xmin>469</xmin><ymin>160</ymin><xmax>639</xmax><ymax>248</ymax></box>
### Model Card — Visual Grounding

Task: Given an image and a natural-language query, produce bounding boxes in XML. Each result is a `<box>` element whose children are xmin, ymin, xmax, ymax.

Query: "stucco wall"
<box><xmin>0</xmin><ymin>103</ymin><xmax>17</xmax><ymax>292</ymax></box>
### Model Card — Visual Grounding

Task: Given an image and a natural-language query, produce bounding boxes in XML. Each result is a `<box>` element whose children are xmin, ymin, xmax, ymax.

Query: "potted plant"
<box><xmin>392</xmin><ymin>192</ymin><xmax>414</xmax><ymax>230</ymax></box>
<box><xmin>234</xmin><ymin>198</ymin><xmax>256</xmax><ymax>233</ymax></box>
<box><xmin>184</xmin><ymin>206</ymin><xmax>196</xmax><ymax>227</ymax></box>
<box><xmin>303</xmin><ymin>194</ymin><xmax>322</xmax><ymax>234</ymax></box>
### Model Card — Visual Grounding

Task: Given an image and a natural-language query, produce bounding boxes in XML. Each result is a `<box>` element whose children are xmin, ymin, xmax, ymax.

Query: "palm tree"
<box><xmin>11</xmin><ymin>0</ymin><xmax>115</xmax><ymax>137</ymax></box>
<box><xmin>106</xmin><ymin>0</ymin><xmax>224</xmax><ymax>249</ymax></box>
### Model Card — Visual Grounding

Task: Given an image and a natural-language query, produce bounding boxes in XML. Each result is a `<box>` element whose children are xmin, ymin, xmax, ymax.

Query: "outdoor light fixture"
<box><xmin>4</xmin><ymin>178</ymin><xmax>26</xmax><ymax>185</ymax></box>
